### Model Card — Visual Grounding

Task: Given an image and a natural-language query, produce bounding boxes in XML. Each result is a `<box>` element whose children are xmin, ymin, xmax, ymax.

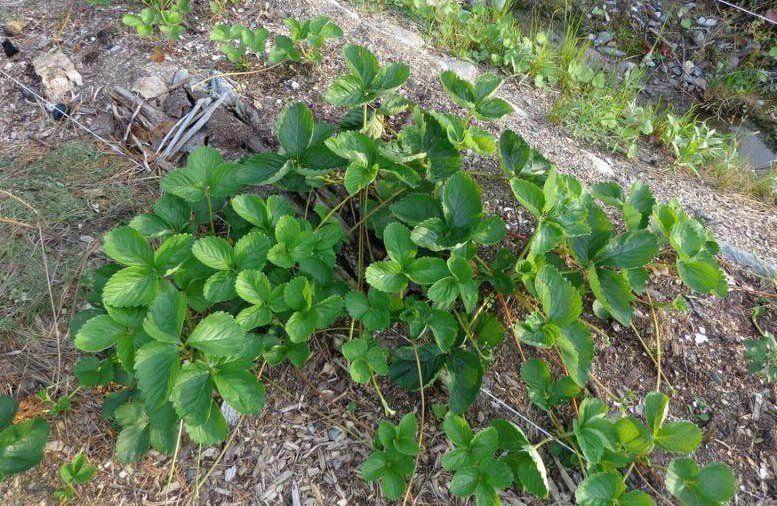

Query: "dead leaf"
<box><xmin>150</xmin><ymin>46</ymin><xmax>166</xmax><ymax>63</ymax></box>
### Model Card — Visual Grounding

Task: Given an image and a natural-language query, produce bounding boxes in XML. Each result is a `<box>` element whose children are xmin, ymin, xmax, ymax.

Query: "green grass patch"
<box><xmin>0</xmin><ymin>141</ymin><xmax>147</xmax><ymax>332</ymax></box>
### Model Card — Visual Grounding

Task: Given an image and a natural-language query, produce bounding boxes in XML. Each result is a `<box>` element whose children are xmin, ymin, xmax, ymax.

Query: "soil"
<box><xmin>0</xmin><ymin>0</ymin><xmax>776</xmax><ymax>504</ymax></box>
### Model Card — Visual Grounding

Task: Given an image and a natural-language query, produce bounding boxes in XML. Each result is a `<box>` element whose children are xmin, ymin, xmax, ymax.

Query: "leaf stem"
<box><xmin>647</xmin><ymin>291</ymin><xmax>663</xmax><ymax>391</ymax></box>
<box><xmin>370</xmin><ymin>373</ymin><xmax>395</xmax><ymax>416</ymax></box>
<box><xmin>347</xmin><ymin>187</ymin><xmax>407</xmax><ymax>234</ymax></box>
<box><xmin>313</xmin><ymin>194</ymin><xmax>352</xmax><ymax>232</ymax></box>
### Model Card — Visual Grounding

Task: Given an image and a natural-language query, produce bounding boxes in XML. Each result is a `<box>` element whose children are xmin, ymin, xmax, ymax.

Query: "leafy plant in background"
<box><xmin>210</xmin><ymin>24</ymin><xmax>269</xmax><ymax>68</ymax></box>
<box><xmin>210</xmin><ymin>17</ymin><xmax>341</xmax><ymax>68</ymax></box>
<box><xmin>55</xmin><ymin>453</ymin><xmax>96</xmax><ymax>503</ymax></box>
<box><xmin>60</xmin><ymin>42</ymin><xmax>738</xmax><ymax>505</ymax></box>
<box><xmin>380</xmin><ymin>0</ymin><xmax>758</xmax><ymax>199</ymax></box>
<box><xmin>658</xmin><ymin>112</ymin><xmax>738</xmax><ymax>175</ymax></box>
<box><xmin>268</xmin><ymin>17</ymin><xmax>343</xmax><ymax>65</ymax></box>
<box><xmin>122</xmin><ymin>0</ymin><xmax>190</xmax><ymax>40</ymax></box>
<box><xmin>0</xmin><ymin>395</ymin><xmax>50</xmax><ymax>481</ymax></box>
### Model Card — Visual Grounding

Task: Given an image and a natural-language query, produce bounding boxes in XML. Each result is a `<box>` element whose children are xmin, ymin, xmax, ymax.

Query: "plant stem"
<box><xmin>205</xmin><ymin>192</ymin><xmax>215</xmax><ymax>235</ymax></box>
<box><xmin>533</xmin><ymin>436</ymin><xmax>554</xmax><ymax>449</ymax></box>
<box><xmin>347</xmin><ymin>188</ymin><xmax>407</xmax><ymax>234</ymax></box>
<box><xmin>647</xmin><ymin>291</ymin><xmax>663</xmax><ymax>391</ymax></box>
<box><xmin>370</xmin><ymin>373</ymin><xmax>395</xmax><ymax>416</ymax></box>
<box><xmin>496</xmin><ymin>293</ymin><xmax>526</xmax><ymax>361</ymax></box>
<box><xmin>314</xmin><ymin>194</ymin><xmax>352</xmax><ymax>232</ymax></box>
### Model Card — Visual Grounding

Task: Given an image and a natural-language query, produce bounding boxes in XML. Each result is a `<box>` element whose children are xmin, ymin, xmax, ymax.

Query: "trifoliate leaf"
<box><xmin>103</xmin><ymin>227</ymin><xmax>154</xmax><ymax>268</ymax></box>
<box><xmin>134</xmin><ymin>341</ymin><xmax>179</xmax><ymax>411</ymax></box>
<box><xmin>187</xmin><ymin>312</ymin><xmax>246</xmax><ymax>356</ymax></box>
<box><xmin>212</xmin><ymin>361</ymin><xmax>266</xmax><ymax>414</ymax></box>
<box><xmin>666</xmin><ymin>458</ymin><xmax>736</xmax><ymax>506</ymax></box>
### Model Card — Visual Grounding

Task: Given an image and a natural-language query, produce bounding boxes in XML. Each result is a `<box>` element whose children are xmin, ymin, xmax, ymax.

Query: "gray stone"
<box><xmin>593</xmin><ymin>31</ymin><xmax>614</xmax><ymax>46</ymax></box>
<box><xmin>691</xmin><ymin>29</ymin><xmax>705</xmax><ymax>46</ymax></box>
<box><xmin>598</xmin><ymin>46</ymin><xmax>625</xmax><ymax>58</ymax></box>
<box><xmin>719</xmin><ymin>242</ymin><xmax>777</xmax><ymax>278</ymax></box>
<box><xmin>732</xmin><ymin>121</ymin><xmax>777</xmax><ymax>173</ymax></box>
<box><xmin>438</xmin><ymin>57</ymin><xmax>479</xmax><ymax>81</ymax></box>
<box><xmin>696</xmin><ymin>16</ymin><xmax>718</xmax><ymax>27</ymax></box>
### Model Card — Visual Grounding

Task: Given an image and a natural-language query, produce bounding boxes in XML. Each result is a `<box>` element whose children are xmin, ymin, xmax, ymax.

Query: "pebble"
<box><xmin>4</xmin><ymin>19</ymin><xmax>27</xmax><ymax>36</ymax></box>
<box><xmin>592</xmin><ymin>31</ymin><xmax>614</xmax><ymax>46</ymax></box>
<box><xmin>131</xmin><ymin>75</ymin><xmax>168</xmax><ymax>100</ymax></box>
<box><xmin>598</xmin><ymin>46</ymin><xmax>625</xmax><ymax>58</ymax></box>
<box><xmin>51</xmin><ymin>103</ymin><xmax>70</xmax><ymax>120</ymax></box>
<box><xmin>327</xmin><ymin>427</ymin><xmax>342</xmax><ymax>441</ymax></box>
<box><xmin>691</xmin><ymin>29</ymin><xmax>705</xmax><ymax>46</ymax></box>
<box><xmin>696</xmin><ymin>16</ymin><xmax>717</xmax><ymax>27</ymax></box>
<box><xmin>694</xmin><ymin>333</ymin><xmax>708</xmax><ymax>344</ymax></box>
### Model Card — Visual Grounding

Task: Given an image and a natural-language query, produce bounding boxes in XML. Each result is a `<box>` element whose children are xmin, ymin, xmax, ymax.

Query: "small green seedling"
<box><xmin>360</xmin><ymin>413</ymin><xmax>419</xmax><ymax>500</ymax></box>
<box><xmin>55</xmin><ymin>453</ymin><xmax>96</xmax><ymax>502</ymax></box>
<box><xmin>210</xmin><ymin>24</ymin><xmax>269</xmax><ymax>68</ymax></box>
<box><xmin>122</xmin><ymin>0</ymin><xmax>190</xmax><ymax>40</ymax></box>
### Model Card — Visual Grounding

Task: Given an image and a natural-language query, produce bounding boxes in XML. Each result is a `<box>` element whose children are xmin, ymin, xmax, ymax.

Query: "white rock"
<box><xmin>587</xmin><ymin>152</ymin><xmax>615</xmax><ymax>176</ymax></box>
<box><xmin>694</xmin><ymin>333</ymin><xmax>708</xmax><ymax>344</ymax></box>
<box><xmin>438</xmin><ymin>57</ymin><xmax>479</xmax><ymax>81</ymax></box>
<box><xmin>383</xmin><ymin>24</ymin><xmax>425</xmax><ymax>48</ymax></box>
<box><xmin>224</xmin><ymin>465</ymin><xmax>237</xmax><ymax>482</ymax></box>
<box><xmin>131</xmin><ymin>75</ymin><xmax>168</xmax><ymax>100</ymax></box>
<box><xmin>32</xmin><ymin>51</ymin><xmax>82</xmax><ymax>101</ymax></box>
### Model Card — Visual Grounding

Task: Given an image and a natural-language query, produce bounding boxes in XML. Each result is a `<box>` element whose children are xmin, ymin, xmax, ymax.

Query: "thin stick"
<box><xmin>401</xmin><ymin>340</ymin><xmax>426</xmax><ymax>506</ymax></box>
<box><xmin>347</xmin><ymin>188</ymin><xmax>407</xmax><ymax>234</ymax></box>
<box><xmin>647</xmin><ymin>291</ymin><xmax>663</xmax><ymax>391</ymax></box>
<box><xmin>194</xmin><ymin>417</ymin><xmax>244</xmax><ymax>493</ymax></box>
<box><xmin>496</xmin><ymin>293</ymin><xmax>526</xmax><ymax>360</ymax></box>
<box><xmin>166</xmin><ymin>420</ymin><xmax>184</xmax><ymax>488</ymax></box>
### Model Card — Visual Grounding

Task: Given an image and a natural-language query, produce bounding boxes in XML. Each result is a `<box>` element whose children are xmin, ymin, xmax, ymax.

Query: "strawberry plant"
<box><xmin>0</xmin><ymin>395</ymin><xmax>50</xmax><ymax>481</ymax></box>
<box><xmin>269</xmin><ymin>17</ymin><xmax>343</xmax><ymax>65</ymax></box>
<box><xmin>60</xmin><ymin>43</ymin><xmax>739</xmax><ymax>505</ymax></box>
<box><xmin>209</xmin><ymin>17</ymin><xmax>341</xmax><ymax>69</ymax></box>
<box><xmin>665</xmin><ymin>458</ymin><xmax>736</xmax><ymax>505</ymax></box>
<box><xmin>360</xmin><ymin>413</ymin><xmax>419</xmax><ymax>500</ymax></box>
<box><xmin>55</xmin><ymin>453</ymin><xmax>96</xmax><ymax>503</ymax></box>
<box><xmin>439</xmin><ymin>71</ymin><xmax>514</xmax><ymax>122</ymax></box>
<box><xmin>122</xmin><ymin>0</ymin><xmax>190</xmax><ymax>40</ymax></box>
<box><xmin>210</xmin><ymin>24</ymin><xmax>269</xmax><ymax>68</ymax></box>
